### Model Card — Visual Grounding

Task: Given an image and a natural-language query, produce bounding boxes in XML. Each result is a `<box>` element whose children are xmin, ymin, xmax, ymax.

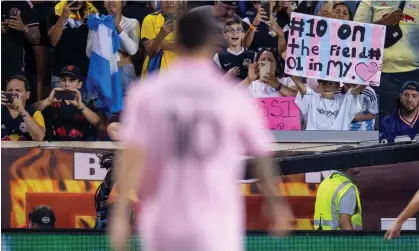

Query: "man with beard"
<box><xmin>314</xmin><ymin>146</ymin><xmax>363</xmax><ymax>230</ymax></box>
<box><xmin>380</xmin><ymin>81</ymin><xmax>419</xmax><ymax>143</ymax></box>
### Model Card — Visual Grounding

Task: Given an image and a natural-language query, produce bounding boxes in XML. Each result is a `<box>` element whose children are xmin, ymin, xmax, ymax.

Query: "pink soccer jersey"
<box><xmin>119</xmin><ymin>58</ymin><xmax>273</xmax><ymax>251</ymax></box>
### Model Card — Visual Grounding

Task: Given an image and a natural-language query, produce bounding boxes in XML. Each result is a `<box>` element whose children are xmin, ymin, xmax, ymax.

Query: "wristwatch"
<box><xmin>275</xmin><ymin>84</ymin><xmax>283</xmax><ymax>91</ymax></box>
<box><xmin>24</xmin><ymin>26</ymin><xmax>28</xmax><ymax>33</ymax></box>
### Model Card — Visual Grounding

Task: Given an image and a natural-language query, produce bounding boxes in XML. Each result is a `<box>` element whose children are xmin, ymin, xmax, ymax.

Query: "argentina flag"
<box><xmin>86</xmin><ymin>14</ymin><xmax>123</xmax><ymax>114</ymax></box>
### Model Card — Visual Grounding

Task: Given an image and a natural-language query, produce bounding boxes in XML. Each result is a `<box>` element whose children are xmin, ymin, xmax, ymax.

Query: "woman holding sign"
<box><xmin>292</xmin><ymin>76</ymin><xmax>366</xmax><ymax>130</ymax></box>
<box><xmin>239</xmin><ymin>49</ymin><xmax>297</xmax><ymax>98</ymax></box>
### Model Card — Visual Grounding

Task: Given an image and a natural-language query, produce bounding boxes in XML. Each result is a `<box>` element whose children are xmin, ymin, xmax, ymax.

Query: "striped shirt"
<box><xmin>334</xmin><ymin>86</ymin><xmax>378</xmax><ymax>131</ymax></box>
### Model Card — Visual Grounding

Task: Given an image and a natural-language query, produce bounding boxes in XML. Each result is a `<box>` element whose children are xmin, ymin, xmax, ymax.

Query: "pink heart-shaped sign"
<box><xmin>355</xmin><ymin>62</ymin><xmax>379</xmax><ymax>82</ymax></box>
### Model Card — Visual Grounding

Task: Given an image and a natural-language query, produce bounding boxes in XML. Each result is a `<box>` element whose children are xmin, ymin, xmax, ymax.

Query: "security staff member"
<box><xmin>314</xmin><ymin>166</ymin><xmax>362</xmax><ymax>230</ymax></box>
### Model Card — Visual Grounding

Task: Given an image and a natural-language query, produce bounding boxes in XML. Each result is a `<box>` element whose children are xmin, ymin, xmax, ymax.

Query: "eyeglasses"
<box><xmin>224</xmin><ymin>27</ymin><xmax>244</xmax><ymax>34</ymax></box>
<box><xmin>257</xmin><ymin>47</ymin><xmax>277</xmax><ymax>52</ymax></box>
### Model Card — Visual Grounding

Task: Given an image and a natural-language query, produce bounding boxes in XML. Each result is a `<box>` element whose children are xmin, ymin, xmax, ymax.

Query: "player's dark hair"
<box><xmin>176</xmin><ymin>10</ymin><xmax>212</xmax><ymax>50</ymax></box>
<box><xmin>7</xmin><ymin>75</ymin><xmax>30</xmax><ymax>92</ymax></box>
<box><xmin>255</xmin><ymin>48</ymin><xmax>283</xmax><ymax>78</ymax></box>
<box><xmin>224</xmin><ymin>16</ymin><xmax>242</xmax><ymax>29</ymax></box>
<box><xmin>333</xmin><ymin>2</ymin><xmax>353</xmax><ymax>21</ymax></box>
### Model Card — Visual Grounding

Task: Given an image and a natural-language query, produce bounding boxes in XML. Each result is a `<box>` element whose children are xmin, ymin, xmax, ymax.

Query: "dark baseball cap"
<box><xmin>220</xmin><ymin>1</ymin><xmax>238</xmax><ymax>7</ymax></box>
<box><xmin>400</xmin><ymin>81</ymin><xmax>419</xmax><ymax>94</ymax></box>
<box><xmin>60</xmin><ymin>65</ymin><xmax>83</xmax><ymax>80</ymax></box>
<box><xmin>29</xmin><ymin>205</ymin><xmax>56</xmax><ymax>228</ymax></box>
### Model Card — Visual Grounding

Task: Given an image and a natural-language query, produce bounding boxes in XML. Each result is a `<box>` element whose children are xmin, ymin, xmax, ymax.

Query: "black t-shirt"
<box><xmin>242</xmin><ymin>6</ymin><xmax>292</xmax><ymax>50</ymax></box>
<box><xmin>1</xmin><ymin>105</ymin><xmax>37</xmax><ymax>141</ymax></box>
<box><xmin>43</xmin><ymin>101</ymin><xmax>97</xmax><ymax>141</ymax></box>
<box><xmin>216</xmin><ymin>49</ymin><xmax>256</xmax><ymax>80</ymax></box>
<box><xmin>243</xmin><ymin>17</ymin><xmax>282</xmax><ymax>52</ymax></box>
<box><xmin>1</xmin><ymin>1</ymin><xmax>39</xmax><ymax>84</ymax></box>
<box><xmin>46</xmin><ymin>8</ymin><xmax>90</xmax><ymax>77</ymax></box>
<box><xmin>122</xmin><ymin>1</ymin><xmax>155</xmax><ymax>26</ymax></box>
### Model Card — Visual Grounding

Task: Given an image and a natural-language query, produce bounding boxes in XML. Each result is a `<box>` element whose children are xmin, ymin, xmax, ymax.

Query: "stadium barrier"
<box><xmin>2</xmin><ymin>229</ymin><xmax>419</xmax><ymax>251</ymax></box>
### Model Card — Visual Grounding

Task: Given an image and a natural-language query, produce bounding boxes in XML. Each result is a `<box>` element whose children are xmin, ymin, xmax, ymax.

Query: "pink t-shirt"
<box><xmin>120</xmin><ymin>57</ymin><xmax>273</xmax><ymax>251</ymax></box>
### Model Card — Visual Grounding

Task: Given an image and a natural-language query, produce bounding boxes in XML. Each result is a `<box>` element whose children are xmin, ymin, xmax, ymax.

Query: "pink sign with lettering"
<box><xmin>256</xmin><ymin>97</ymin><xmax>301</xmax><ymax>131</ymax></box>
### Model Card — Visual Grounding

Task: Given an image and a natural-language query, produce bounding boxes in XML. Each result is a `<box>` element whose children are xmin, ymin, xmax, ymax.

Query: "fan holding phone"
<box><xmin>238</xmin><ymin>49</ymin><xmax>297</xmax><ymax>98</ymax></box>
<box><xmin>1</xmin><ymin>75</ymin><xmax>45</xmax><ymax>141</ymax></box>
<box><xmin>32</xmin><ymin>65</ymin><xmax>101</xmax><ymax>141</ymax></box>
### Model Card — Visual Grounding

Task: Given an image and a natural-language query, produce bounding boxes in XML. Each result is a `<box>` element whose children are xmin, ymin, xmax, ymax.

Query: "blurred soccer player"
<box><xmin>385</xmin><ymin>190</ymin><xmax>419</xmax><ymax>240</ymax></box>
<box><xmin>109</xmin><ymin>10</ymin><xmax>294</xmax><ymax>251</ymax></box>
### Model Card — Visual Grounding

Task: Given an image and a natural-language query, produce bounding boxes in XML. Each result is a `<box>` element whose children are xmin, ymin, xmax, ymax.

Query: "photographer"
<box><xmin>33</xmin><ymin>65</ymin><xmax>100</xmax><ymax>141</ymax></box>
<box><xmin>1</xmin><ymin>75</ymin><xmax>45</xmax><ymax>141</ymax></box>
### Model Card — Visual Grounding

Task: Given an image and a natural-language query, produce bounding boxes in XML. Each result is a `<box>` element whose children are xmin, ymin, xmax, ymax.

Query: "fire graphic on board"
<box><xmin>8</xmin><ymin>148</ymin><xmax>319</xmax><ymax>229</ymax></box>
<box><xmin>9</xmin><ymin>148</ymin><xmax>101</xmax><ymax>227</ymax></box>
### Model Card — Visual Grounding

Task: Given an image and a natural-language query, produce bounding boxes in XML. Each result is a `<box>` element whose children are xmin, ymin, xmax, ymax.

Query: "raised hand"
<box><xmin>247</xmin><ymin>62</ymin><xmax>259</xmax><ymax>82</ymax></box>
<box><xmin>226</xmin><ymin>66</ymin><xmax>240</xmax><ymax>77</ymax></box>
<box><xmin>62</xmin><ymin>1</ymin><xmax>78</xmax><ymax>19</ymax></box>
<box><xmin>253</xmin><ymin>7</ymin><xmax>268</xmax><ymax>27</ymax></box>
<box><xmin>5</xmin><ymin>13</ymin><xmax>26</xmax><ymax>32</ymax></box>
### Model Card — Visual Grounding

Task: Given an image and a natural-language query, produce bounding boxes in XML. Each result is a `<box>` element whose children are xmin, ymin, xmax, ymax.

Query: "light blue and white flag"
<box><xmin>86</xmin><ymin>14</ymin><xmax>123</xmax><ymax>114</ymax></box>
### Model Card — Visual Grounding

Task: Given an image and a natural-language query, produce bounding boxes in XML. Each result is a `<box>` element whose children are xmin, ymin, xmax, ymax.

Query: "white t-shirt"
<box><xmin>248</xmin><ymin>77</ymin><xmax>296</xmax><ymax>98</ymax></box>
<box><xmin>295</xmin><ymin>86</ymin><xmax>362</xmax><ymax>130</ymax></box>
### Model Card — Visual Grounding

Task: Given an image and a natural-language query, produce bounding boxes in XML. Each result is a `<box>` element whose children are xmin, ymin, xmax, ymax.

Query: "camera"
<box><xmin>97</xmin><ymin>151</ymin><xmax>115</xmax><ymax>170</ymax></box>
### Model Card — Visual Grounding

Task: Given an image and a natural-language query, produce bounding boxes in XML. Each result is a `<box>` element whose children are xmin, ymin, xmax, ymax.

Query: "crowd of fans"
<box><xmin>1</xmin><ymin>0</ymin><xmax>418</xmax><ymax>142</ymax></box>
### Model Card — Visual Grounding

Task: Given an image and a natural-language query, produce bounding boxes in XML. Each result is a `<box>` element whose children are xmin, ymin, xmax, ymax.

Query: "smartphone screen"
<box><xmin>259</xmin><ymin>61</ymin><xmax>271</xmax><ymax>79</ymax></box>
<box><xmin>5</xmin><ymin>93</ymin><xmax>14</xmax><ymax>104</ymax></box>
<box><xmin>4</xmin><ymin>93</ymin><xmax>19</xmax><ymax>104</ymax></box>
<box><xmin>261</xmin><ymin>2</ymin><xmax>271</xmax><ymax>21</ymax></box>
<box><xmin>55</xmin><ymin>90</ymin><xmax>76</xmax><ymax>101</ymax></box>
<box><xmin>165</xmin><ymin>13</ymin><xmax>174</xmax><ymax>23</ymax></box>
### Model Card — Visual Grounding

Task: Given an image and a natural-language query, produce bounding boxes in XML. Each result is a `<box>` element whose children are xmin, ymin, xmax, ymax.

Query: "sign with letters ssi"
<box><xmin>257</xmin><ymin>97</ymin><xmax>301</xmax><ymax>131</ymax></box>
<box><xmin>285</xmin><ymin>13</ymin><xmax>386</xmax><ymax>86</ymax></box>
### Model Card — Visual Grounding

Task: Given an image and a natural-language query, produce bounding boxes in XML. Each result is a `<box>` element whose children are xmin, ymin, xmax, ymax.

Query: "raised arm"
<box><xmin>237</xmin><ymin>62</ymin><xmax>258</xmax><ymax>88</ymax></box>
<box><xmin>86</xmin><ymin>29</ymin><xmax>94</xmax><ymax>57</ymax></box>
<box><xmin>351</xmin><ymin>84</ymin><xmax>367</xmax><ymax>96</ymax></box>
<box><xmin>243</xmin><ymin>8</ymin><xmax>265</xmax><ymax>48</ymax></box>
<box><xmin>142</xmin><ymin>17</ymin><xmax>173</xmax><ymax>57</ymax></box>
<box><xmin>119</xmin><ymin>20</ymin><xmax>140</xmax><ymax>56</ymax></box>
<box><xmin>48</xmin><ymin>2</ymin><xmax>77</xmax><ymax>46</ymax></box>
<box><xmin>291</xmin><ymin>75</ymin><xmax>307</xmax><ymax>95</ymax></box>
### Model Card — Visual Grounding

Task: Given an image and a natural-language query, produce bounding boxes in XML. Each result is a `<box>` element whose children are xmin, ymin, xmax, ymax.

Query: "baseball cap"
<box><xmin>60</xmin><ymin>65</ymin><xmax>83</xmax><ymax>80</ymax></box>
<box><xmin>29</xmin><ymin>205</ymin><xmax>56</xmax><ymax>228</ymax></box>
<box><xmin>400</xmin><ymin>81</ymin><xmax>419</xmax><ymax>94</ymax></box>
<box><xmin>221</xmin><ymin>1</ymin><xmax>238</xmax><ymax>7</ymax></box>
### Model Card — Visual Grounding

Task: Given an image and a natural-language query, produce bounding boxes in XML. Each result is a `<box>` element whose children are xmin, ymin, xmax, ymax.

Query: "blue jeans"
<box><xmin>119</xmin><ymin>64</ymin><xmax>137</xmax><ymax>95</ymax></box>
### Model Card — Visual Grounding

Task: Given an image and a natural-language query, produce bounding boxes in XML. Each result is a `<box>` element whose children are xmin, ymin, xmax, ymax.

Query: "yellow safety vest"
<box><xmin>313</xmin><ymin>172</ymin><xmax>362</xmax><ymax>230</ymax></box>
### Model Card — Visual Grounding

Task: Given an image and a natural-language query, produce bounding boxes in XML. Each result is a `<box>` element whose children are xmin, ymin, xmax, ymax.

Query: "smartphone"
<box><xmin>55</xmin><ymin>90</ymin><xmax>76</xmax><ymax>101</ymax></box>
<box><xmin>164</xmin><ymin>13</ymin><xmax>174</xmax><ymax>23</ymax></box>
<box><xmin>261</xmin><ymin>1</ymin><xmax>271</xmax><ymax>22</ymax></box>
<box><xmin>259</xmin><ymin>61</ymin><xmax>271</xmax><ymax>79</ymax></box>
<box><xmin>4</xmin><ymin>92</ymin><xmax>18</xmax><ymax>104</ymax></box>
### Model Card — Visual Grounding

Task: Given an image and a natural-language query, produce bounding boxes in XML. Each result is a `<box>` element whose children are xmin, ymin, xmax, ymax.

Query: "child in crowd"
<box><xmin>213</xmin><ymin>16</ymin><xmax>256</xmax><ymax>82</ymax></box>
